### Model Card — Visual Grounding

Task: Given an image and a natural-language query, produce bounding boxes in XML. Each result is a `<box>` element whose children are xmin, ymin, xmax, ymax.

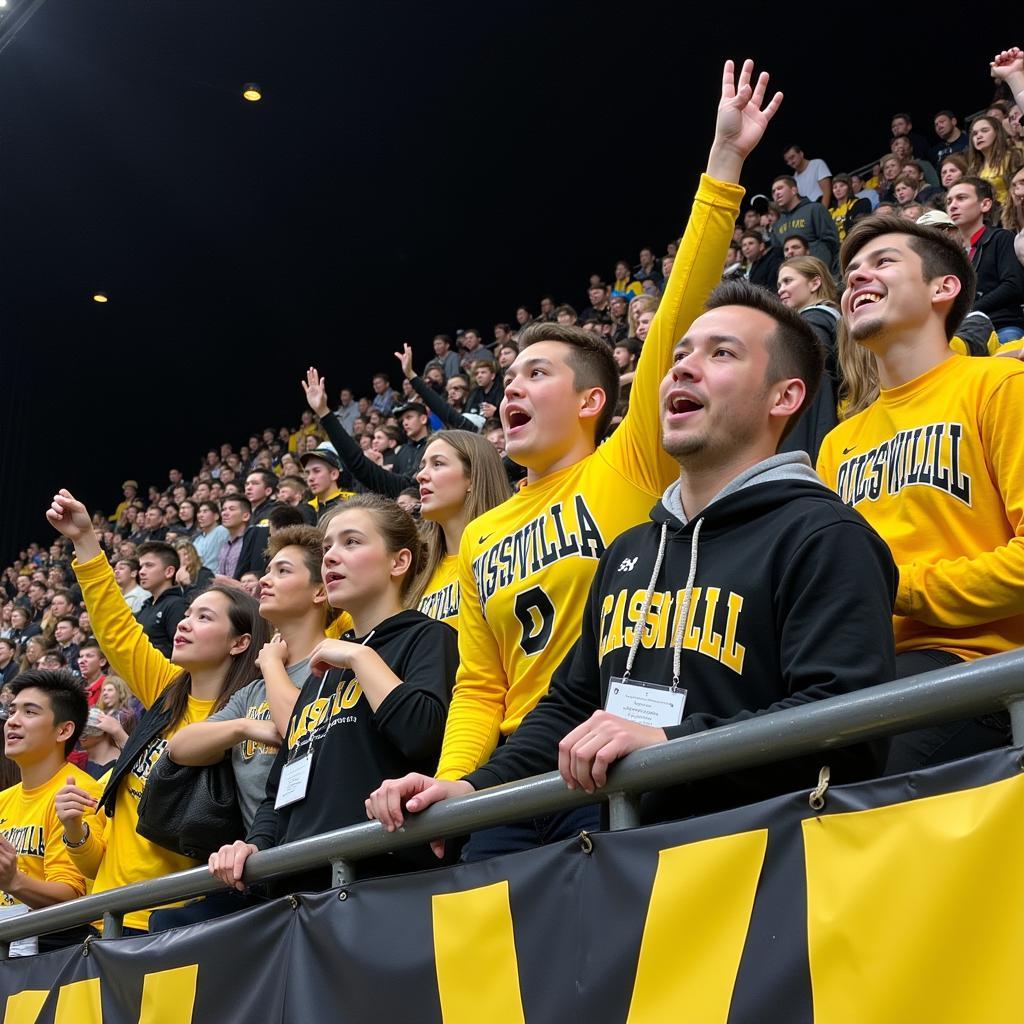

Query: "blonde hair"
<box><xmin>779</xmin><ymin>255</ymin><xmax>839</xmax><ymax>308</ymax></box>
<box><xmin>628</xmin><ymin>295</ymin><xmax>659</xmax><ymax>337</ymax></box>
<box><xmin>173</xmin><ymin>540</ymin><xmax>202</xmax><ymax>581</ymax></box>
<box><xmin>409</xmin><ymin>431</ymin><xmax>512</xmax><ymax>608</ymax></box>
<box><xmin>836</xmin><ymin>320</ymin><xmax>880</xmax><ymax>418</ymax></box>
<box><xmin>99</xmin><ymin>675</ymin><xmax>133</xmax><ymax>710</ymax></box>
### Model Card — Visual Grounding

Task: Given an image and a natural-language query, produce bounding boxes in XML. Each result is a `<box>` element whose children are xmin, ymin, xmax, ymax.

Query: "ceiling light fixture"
<box><xmin>241</xmin><ymin>83</ymin><xmax>262</xmax><ymax>102</ymax></box>
<box><xmin>92</xmin><ymin>292</ymin><xmax>108</xmax><ymax>303</ymax></box>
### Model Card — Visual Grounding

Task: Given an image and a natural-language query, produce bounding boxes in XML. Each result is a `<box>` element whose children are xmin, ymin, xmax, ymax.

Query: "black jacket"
<box><xmin>247</xmin><ymin>611</ymin><xmax>458</xmax><ymax>872</ymax></box>
<box><xmin>465</xmin><ymin>379</ymin><xmax>504</xmax><ymax>417</ymax></box>
<box><xmin>135</xmin><ymin>587</ymin><xmax>187</xmax><ymax>658</ymax></box>
<box><xmin>319</xmin><ymin>411</ymin><xmax>413</xmax><ymax>498</ymax></box>
<box><xmin>970</xmin><ymin>226</ymin><xmax>1024</xmax><ymax>331</ymax></box>
<box><xmin>464</xmin><ymin>455</ymin><xmax>897</xmax><ymax>822</ymax></box>
<box><xmin>234</xmin><ymin>526</ymin><xmax>270</xmax><ymax>579</ymax></box>
<box><xmin>774</xmin><ymin>197</ymin><xmax>840</xmax><ymax>274</ymax></box>
<box><xmin>392</xmin><ymin>434</ymin><xmax>430</xmax><ymax>479</ymax></box>
<box><xmin>746</xmin><ymin>246</ymin><xmax>784</xmax><ymax>291</ymax></box>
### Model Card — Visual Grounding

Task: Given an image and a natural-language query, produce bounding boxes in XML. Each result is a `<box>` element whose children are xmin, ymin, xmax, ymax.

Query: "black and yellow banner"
<box><xmin>3</xmin><ymin>747</ymin><xmax>1023</xmax><ymax>1022</ymax></box>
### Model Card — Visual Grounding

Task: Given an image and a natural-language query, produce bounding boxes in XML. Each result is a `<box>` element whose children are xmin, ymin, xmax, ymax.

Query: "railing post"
<box><xmin>607</xmin><ymin>792</ymin><xmax>642</xmax><ymax>831</ymax></box>
<box><xmin>0</xmin><ymin>941</ymin><xmax>9</xmax><ymax>960</ymax></box>
<box><xmin>331</xmin><ymin>859</ymin><xmax>355</xmax><ymax>887</ymax></box>
<box><xmin>102</xmin><ymin>912</ymin><xmax>123</xmax><ymax>938</ymax></box>
<box><xmin>1008</xmin><ymin>698</ymin><xmax>1024</xmax><ymax>747</ymax></box>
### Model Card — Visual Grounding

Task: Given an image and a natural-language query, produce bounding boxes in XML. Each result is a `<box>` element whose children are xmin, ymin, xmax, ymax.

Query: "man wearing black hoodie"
<box><xmin>772</xmin><ymin>175</ymin><xmax>840</xmax><ymax>275</ymax></box>
<box><xmin>368</xmin><ymin>280</ymin><xmax>897</xmax><ymax>835</ymax></box>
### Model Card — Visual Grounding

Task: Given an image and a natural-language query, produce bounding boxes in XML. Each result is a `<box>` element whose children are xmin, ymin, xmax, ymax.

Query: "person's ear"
<box><xmin>390</xmin><ymin>548</ymin><xmax>413</xmax><ymax>580</ymax></box>
<box><xmin>578</xmin><ymin>386</ymin><xmax>607</xmax><ymax>424</ymax></box>
<box><xmin>229</xmin><ymin>633</ymin><xmax>252</xmax><ymax>657</ymax></box>
<box><xmin>932</xmin><ymin>273</ymin><xmax>962</xmax><ymax>309</ymax></box>
<box><xmin>768</xmin><ymin>377</ymin><xmax>807</xmax><ymax>426</ymax></box>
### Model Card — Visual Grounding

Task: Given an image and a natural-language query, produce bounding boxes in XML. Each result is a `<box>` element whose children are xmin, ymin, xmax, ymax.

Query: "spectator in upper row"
<box><xmin>931</xmin><ymin>109</ymin><xmax>969</xmax><ymax>166</ymax></box>
<box><xmin>426</xmin><ymin>334</ymin><xmax>461</xmax><ymax>381</ymax></box>
<box><xmin>134</xmin><ymin>542</ymin><xmax>187</xmax><ymax>658</ymax></box>
<box><xmin>890</xmin><ymin>111</ymin><xmax>931</xmax><ymax>160</ymax></box>
<box><xmin>370</xmin><ymin>373</ymin><xmax>399</xmax><ymax>416</ymax></box>
<box><xmin>890</xmin><ymin>136</ymin><xmax>940</xmax><ymax>186</ymax></box>
<box><xmin>783</xmin><ymin>143</ymin><xmax>832</xmax><ymax>205</ymax></box>
<box><xmin>966</xmin><ymin>114</ymin><xmax>1023</xmax><ymax>206</ymax></box>
<box><xmin>464</xmin><ymin>358</ymin><xmax>503</xmax><ymax>420</ymax></box>
<box><xmin>771</xmin><ymin>175</ymin><xmax>840</xmax><ymax>273</ymax></box>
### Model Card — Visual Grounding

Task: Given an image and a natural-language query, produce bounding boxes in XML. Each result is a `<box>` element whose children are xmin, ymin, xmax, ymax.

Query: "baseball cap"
<box><xmin>122</xmin><ymin>479</ymin><xmax>139</xmax><ymax>490</ymax></box>
<box><xmin>916</xmin><ymin>210</ymin><xmax>957</xmax><ymax>229</ymax></box>
<box><xmin>393</xmin><ymin>402</ymin><xmax>428</xmax><ymax>417</ymax></box>
<box><xmin>299</xmin><ymin>443</ymin><xmax>341</xmax><ymax>470</ymax></box>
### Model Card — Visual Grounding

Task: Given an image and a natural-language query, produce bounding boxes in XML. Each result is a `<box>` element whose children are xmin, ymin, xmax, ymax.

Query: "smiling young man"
<box><xmin>368</xmin><ymin>281</ymin><xmax>895</xmax><ymax>839</ymax></box>
<box><xmin>366</xmin><ymin>60</ymin><xmax>783</xmax><ymax>853</ymax></box>
<box><xmin>817</xmin><ymin>216</ymin><xmax>1024</xmax><ymax>772</ymax></box>
<box><xmin>0</xmin><ymin>670</ymin><xmax>101</xmax><ymax>954</ymax></box>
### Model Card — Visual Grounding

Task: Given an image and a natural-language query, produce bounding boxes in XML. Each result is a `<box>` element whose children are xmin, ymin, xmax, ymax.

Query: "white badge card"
<box><xmin>605</xmin><ymin>677</ymin><xmax>686</xmax><ymax>729</ymax></box>
<box><xmin>275</xmin><ymin>751</ymin><xmax>313</xmax><ymax>809</ymax></box>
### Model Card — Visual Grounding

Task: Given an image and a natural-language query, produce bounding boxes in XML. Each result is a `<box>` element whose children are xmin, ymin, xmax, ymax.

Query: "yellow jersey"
<box><xmin>436</xmin><ymin>174</ymin><xmax>744</xmax><ymax>779</ymax></box>
<box><xmin>69</xmin><ymin>554</ymin><xmax>216</xmax><ymax>930</ymax></box>
<box><xmin>817</xmin><ymin>354</ymin><xmax>1024</xmax><ymax>661</ymax></box>
<box><xmin>0</xmin><ymin>765</ymin><xmax>104</xmax><ymax>908</ymax></box>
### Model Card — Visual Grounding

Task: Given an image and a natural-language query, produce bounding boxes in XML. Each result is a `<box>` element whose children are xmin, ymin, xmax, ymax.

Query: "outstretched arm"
<box><xmin>992</xmin><ymin>48</ymin><xmax>1024</xmax><ymax>111</ymax></box>
<box><xmin>606</xmin><ymin>59</ymin><xmax>783</xmax><ymax>492</ymax></box>
<box><xmin>396</xmin><ymin>344</ymin><xmax>480</xmax><ymax>431</ymax></box>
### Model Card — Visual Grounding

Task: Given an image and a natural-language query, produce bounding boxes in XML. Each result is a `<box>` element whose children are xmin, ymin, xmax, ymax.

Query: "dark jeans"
<box><xmin>884</xmin><ymin>649</ymin><xmax>1011</xmax><ymax>775</ymax></box>
<box><xmin>460</xmin><ymin>804</ymin><xmax>601</xmax><ymax>863</ymax></box>
<box><xmin>148</xmin><ymin>890</ymin><xmax>266</xmax><ymax>933</ymax></box>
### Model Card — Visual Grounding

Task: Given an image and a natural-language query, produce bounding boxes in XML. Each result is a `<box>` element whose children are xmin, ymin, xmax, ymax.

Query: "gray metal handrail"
<box><xmin>1</xmin><ymin>647</ymin><xmax>1022</xmax><ymax>951</ymax></box>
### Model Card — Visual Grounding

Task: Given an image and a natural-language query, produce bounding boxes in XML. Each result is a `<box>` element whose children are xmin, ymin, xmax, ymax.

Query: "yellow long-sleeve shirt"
<box><xmin>436</xmin><ymin>174</ymin><xmax>744</xmax><ymax>780</ymax></box>
<box><xmin>69</xmin><ymin>553</ymin><xmax>214</xmax><ymax>930</ymax></box>
<box><xmin>0</xmin><ymin>765</ymin><xmax>104</xmax><ymax>909</ymax></box>
<box><xmin>817</xmin><ymin>354</ymin><xmax>1024</xmax><ymax>661</ymax></box>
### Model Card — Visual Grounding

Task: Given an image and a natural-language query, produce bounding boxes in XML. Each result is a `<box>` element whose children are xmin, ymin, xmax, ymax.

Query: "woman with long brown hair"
<box><xmin>967</xmin><ymin>114</ymin><xmax>1024</xmax><ymax>205</ymax></box>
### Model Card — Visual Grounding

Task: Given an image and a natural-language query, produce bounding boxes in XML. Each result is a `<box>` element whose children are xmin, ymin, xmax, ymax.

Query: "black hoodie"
<box><xmin>464</xmin><ymin>454</ymin><xmax>897</xmax><ymax>822</ymax></box>
<box><xmin>247</xmin><ymin>610</ymin><xmax>458</xmax><ymax>870</ymax></box>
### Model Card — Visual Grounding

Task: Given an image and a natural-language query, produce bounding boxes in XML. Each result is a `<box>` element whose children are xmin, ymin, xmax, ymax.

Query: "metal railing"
<box><xmin>1</xmin><ymin>647</ymin><xmax>1022</xmax><ymax>954</ymax></box>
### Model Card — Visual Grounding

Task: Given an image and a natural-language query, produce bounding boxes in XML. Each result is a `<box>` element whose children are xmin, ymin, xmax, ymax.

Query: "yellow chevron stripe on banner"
<box><xmin>139</xmin><ymin>964</ymin><xmax>199</xmax><ymax>1024</ymax></box>
<box><xmin>55</xmin><ymin>978</ymin><xmax>101</xmax><ymax>1023</ymax></box>
<box><xmin>2</xmin><ymin>990</ymin><xmax>46</xmax><ymax>1024</ymax></box>
<box><xmin>432</xmin><ymin>881</ymin><xmax>526</xmax><ymax>1024</ymax></box>
<box><xmin>627</xmin><ymin>828</ymin><xmax>768</xmax><ymax>1024</ymax></box>
<box><xmin>804</xmin><ymin>771</ymin><xmax>1024</xmax><ymax>1022</ymax></box>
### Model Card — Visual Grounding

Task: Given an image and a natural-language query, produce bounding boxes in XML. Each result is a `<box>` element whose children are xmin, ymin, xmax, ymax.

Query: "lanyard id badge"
<box><xmin>275</xmin><ymin>751</ymin><xmax>313</xmax><ymax>810</ymax></box>
<box><xmin>605</xmin><ymin>677</ymin><xmax>686</xmax><ymax>729</ymax></box>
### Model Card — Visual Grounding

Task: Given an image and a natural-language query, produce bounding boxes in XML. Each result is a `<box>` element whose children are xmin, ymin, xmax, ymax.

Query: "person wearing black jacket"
<box><xmin>367</xmin><ymin>279</ymin><xmax>897</xmax><ymax>844</ymax></box>
<box><xmin>391</xmin><ymin>403</ymin><xmax>432</xmax><ymax>478</ymax></box>
<box><xmin>210</xmin><ymin>494</ymin><xmax>458</xmax><ymax>891</ymax></box>
<box><xmin>741</xmin><ymin>231</ymin><xmax>783</xmax><ymax>291</ymax></box>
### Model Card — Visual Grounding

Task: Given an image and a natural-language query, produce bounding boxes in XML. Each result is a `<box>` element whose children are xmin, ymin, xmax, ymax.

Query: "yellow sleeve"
<box><xmin>325</xmin><ymin>611</ymin><xmax>353</xmax><ymax>639</ymax></box>
<box><xmin>602</xmin><ymin>175</ymin><xmax>745</xmax><ymax>493</ymax></box>
<box><xmin>72</xmin><ymin>554</ymin><xmax>180</xmax><ymax>709</ymax></box>
<box><xmin>44</xmin><ymin>774</ymin><xmax>104</xmax><ymax>895</ymax></box>
<box><xmin>897</xmin><ymin>375</ymin><xmax>1024</xmax><ymax>625</ymax></box>
<box><xmin>435</xmin><ymin>530</ymin><xmax>508</xmax><ymax>780</ymax></box>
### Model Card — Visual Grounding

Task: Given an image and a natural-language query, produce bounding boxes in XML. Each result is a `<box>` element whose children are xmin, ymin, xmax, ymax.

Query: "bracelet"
<box><xmin>62</xmin><ymin>823</ymin><xmax>90</xmax><ymax>849</ymax></box>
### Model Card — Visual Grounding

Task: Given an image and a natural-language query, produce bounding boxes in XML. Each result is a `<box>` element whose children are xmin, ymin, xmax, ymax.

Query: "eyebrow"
<box><xmin>846</xmin><ymin>246</ymin><xmax>901</xmax><ymax>272</ymax></box>
<box><xmin>9</xmin><ymin>701</ymin><xmax>42</xmax><ymax>713</ymax></box>
<box><xmin>325</xmin><ymin>528</ymin><xmax>366</xmax><ymax>543</ymax></box>
<box><xmin>674</xmin><ymin>333</ymin><xmax>748</xmax><ymax>356</ymax></box>
<box><xmin>507</xmin><ymin>355</ymin><xmax>554</xmax><ymax>376</ymax></box>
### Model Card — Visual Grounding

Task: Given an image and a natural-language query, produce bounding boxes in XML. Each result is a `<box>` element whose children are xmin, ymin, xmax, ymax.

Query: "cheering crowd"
<box><xmin>0</xmin><ymin>50</ymin><xmax>1022</xmax><ymax>950</ymax></box>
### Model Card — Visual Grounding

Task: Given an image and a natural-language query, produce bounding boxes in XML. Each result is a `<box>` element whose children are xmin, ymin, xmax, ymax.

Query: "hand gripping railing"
<box><xmin>1</xmin><ymin>647</ymin><xmax>1022</xmax><ymax>954</ymax></box>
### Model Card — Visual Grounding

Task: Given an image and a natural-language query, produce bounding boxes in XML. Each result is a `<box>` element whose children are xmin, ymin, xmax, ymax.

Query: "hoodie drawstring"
<box><xmin>621</xmin><ymin>518</ymin><xmax>703</xmax><ymax>692</ymax></box>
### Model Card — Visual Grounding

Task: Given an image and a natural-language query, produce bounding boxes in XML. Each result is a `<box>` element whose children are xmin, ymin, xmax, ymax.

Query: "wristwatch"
<box><xmin>62</xmin><ymin>823</ymin><xmax>90</xmax><ymax>849</ymax></box>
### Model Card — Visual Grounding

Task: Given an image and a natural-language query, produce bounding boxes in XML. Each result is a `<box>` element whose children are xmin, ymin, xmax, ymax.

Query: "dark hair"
<box><xmin>704</xmin><ymin>279</ymin><xmax>823</xmax><ymax>443</ymax></box>
<box><xmin>159</xmin><ymin>586</ymin><xmax>269</xmax><ymax>729</ymax></box>
<box><xmin>433</xmin><ymin>333</ymin><xmax>453</xmax><ymax>348</ymax></box>
<box><xmin>10</xmin><ymin>669</ymin><xmax>89</xmax><ymax>755</ymax></box>
<box><xmin>266</xmin><ymin>525</ymin><xmax>324</xmax><ymax>584</ymax></box>
<box><xmin>934</xmin><ymin>109</ymin><xmax>956</xmax><ymax>121</ymax></box>
<box><xmin>268</xmin><ymin>505</ymin><xmax>305</xmax><ymax>530</ymax></box>
<box><xmin>554</xmin><ymin>304</ymin><xmax>577</xmax><ymax>320</ymax></box>
<box><xmin>56</xmin><ymin>615</ymin><xmax>78</xmax><ymax>629</ymax></box>
<box><xmin>956</xmin><ymin>175</ymin><xmax>995</xmax><ymax>204</ymax></box>
<box><xmin>79</xmin><ymin>636</ymin><xmax>105</xmax><ymax>657</ymax></box>
<box><xmin>772</xmin><ymin>174</ymin><xmax>797</xmax><ymax>189</ymax></box>
<box><xmin>137</xmin><ymin>541</ymin><xmax>180</xmax><ymax>573</ymax></box>
<box><xmin>740</xmin><ymin>230</ymin><xmax>766</xmax><ymax>244</ymax></box>
<box><xmin>246</xmin><ymin>469</ymin><xmax>277</xmax><ymax>492</ymax></box>
<box><xmin>115</xmin><ymin>556</ymin><xmax>140</xmax><ymax>576</ymax></box>
<box><xmin>840</xmin><ymin>215</ymin><xmax>976</xmax><ymax>340</ymax></box>
<box><xmin>783</xmin><ymin>143</ymin><xmax>804</xmax><ymax>154</ymax></box>
<box><xmin>197</xmin><ymin>500</ymin><xmax>221</xmax><ymax>518</ymax></box>
<box><xmin>516</xmin><ymin>321</ymin><xmax>621</xmax><ymax>441</ymax></box>
<box><xmin>222</xmin><ymin>495</ymin><xmax>253</xmax><ymax>515</ymax></box>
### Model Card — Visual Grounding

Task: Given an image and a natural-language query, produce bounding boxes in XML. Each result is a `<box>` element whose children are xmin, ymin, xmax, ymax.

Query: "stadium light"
<box><xmin>0</xmin><ymin>2</ymin><xmax>8</xmax><ymax>9</ymax></box>
<box><xmin>241</xmin><ymin>82</ymin><xmax>262</xmax><ymax>102</ymax></box>
<box><xmin>92</xmin><ymin>292</ymin><xmax>108</xmax><ymax>303</ymax></box>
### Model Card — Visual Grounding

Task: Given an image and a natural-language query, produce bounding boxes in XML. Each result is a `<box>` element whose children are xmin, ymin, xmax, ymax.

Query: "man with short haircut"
<box><xmin>445</xmin><ymin>374</ymin><xmax>470</xmax><ymax>412</ymax></box>
<box><xmin>27</xmin><ymin>581</ymin><xmax>47</xmax><ymax>624</ymax></box>
<box><xmin>742</xmin><ymin>230</ymin><xmax>784</xmax><ymax>290</ymax></box>
<box><xmin>931</xmin><ymin>109</ymin><xmax>968</xmax><ymax>165</ymax></box>
<box><xmin>139</xmin><ymin>506</ymin><xmax>167</xmax><ymax>543</ymax></box>
<box><xmin>890</xmin><ymin>111</ymin><xmax>930</xmax><ymax>160</ymax></box>
<box><xmin>465</xmin><ymin>358</ymin><xmax>504</xmax><ymax>419</ymax></box>
<box><xmin>367</xmin><ymin>59</ymin><xmax>785</xmax><ymax>851</ymax></box>
<box><xmin>134</xmin><ymin>542</ymin><xmax>187</xmax><ymax>658</ymax></box>
<box><xmin>817</xmin><ymin>216</ymin><xmax>1024</xmax><ymax>772</ymax></box>
<box><xmin>899</xmin><ymin>162</ymin><xmax>943</xmax><ymax>206</ymax></box>
<box><xmin>370</xmin><ymin>372</ymin><xmax>399</xmax><ymax>416</ymax></box>
<box><xmin>0</xmin><ymin>670</ymin><xmax>101</xmax><ymax>954</ymax></box>
<box><xmin>192</xmin><ymin>501</ymin><xmax>230</xmax><ymax>572</ymax></box>
<box><xmin>782</xmin><ymin>235</ymin><xmax>810</xmax><ymax>259</ymax></box>
<box><xmin>369</xmin><ymin>281</ymin><xmax>895</xmax><ymax>839</ymax></box>
<box><xmin>0</xmin><ymin>639</ymin><xmax>18</xmax><ymax>686</ymax></box>
<box><xmin>244</xmin><ymin>470</ymin><xmax>282</xmax><ymax>528</ymax></box>
<box><xmin>459</xmin><ymin>328</ymin><xmax>485</xmax><ymax>366</ymax></box>
<box><xmin>783</xmin><ymin>143</ymin><xmax>832</xmax><ymax>205</ymax></box>
<box><xmin>334</xmin><ymin>387</ymin><xmax>360</xmax><ymax>435</ymax></box>
<box><xmin>635</xmin><ymin>247</ymin><xmax>664</xmax><ymax>288</ymax></box>
<box><xmin>771</xmin><ymin>175</ymin><xmax>840</xmax><ymax>272</ymax></box>
<box><xmin>890</xmin><ymin>135</ymin><xmax>939</xmax><ymax>186</ymax></box>
<box><xmin>276</xmin><ymin>474</ymin><xmax>317</xmax><ymax>525</ymax></box>
<box><xmin>429</xmin><ymin>334</ymin><xmax>462</xmax><ymax>380</ymax></box>
<box><xmin>76</xmin><ymin>638</ymin><xmax>108</xmax><ymax>706</ymax></box>
<box><xmin>217</xmin><ymin>496</ymin><xmax>253</xmax><ymax>579</ymax></box>
<box><xmin>946</xmin><ymin>177</ymin><xmax>1024</xmax><ymax>342</ymax></box>
<box><xmin>580</xmin><ymin>283</ymin><xmax>610</xmax><ymax>322</ymax></box>
<box><xmin>299</xmin><ymin>444</ymin><xmax>349</xmax><ymax>521</ymax></box>
<box><xmin>53</xmin><ymin>617</ymin><xmax>80</xmax><ymax>673</ymax></box>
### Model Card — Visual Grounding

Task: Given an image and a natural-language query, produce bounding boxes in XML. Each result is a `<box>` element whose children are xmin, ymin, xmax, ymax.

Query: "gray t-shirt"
<box><xmin>208</xmin><ymin>657</ymin><xmax>311</xmax><ymax>827</ymax></box>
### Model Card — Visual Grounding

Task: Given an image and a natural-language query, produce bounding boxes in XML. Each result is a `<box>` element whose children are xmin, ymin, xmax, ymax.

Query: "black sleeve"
<box><xmin>849</xmin><ymin>197</ymin><xmax>872</xmax><ymax>224</ymax></box>
<box><xmin>410</xmin><ymin>376</ymin><xmax>479</xmax><ymax>432</ymax></box>
<box><xmin>974</xmin><ymin>235</ymin><xmax>1024</xmax><ymax>316</ymax></box>
<box><xmin>463</xmin><ymin>577</ymin><xmax>605</xmax><ymax>790</ymax></box>
<box><xmin>955</xmin><ymin>311</ymin><xmax>996</xmax><ymax>357</ymax></box>
<box><xmin>665</xmin><ymin>518</ymin><xmax>896</xmax><ymax>755</ymax></box>
<box><xmin>318</xmin><ymin>410</ymin><xmax>414</xmax><ymax>497</ymax></box>
<box><xmin>372</xmin><ymin>623</ymin><xmax>459</xmax><ymax>771</ymax></box>
<box><xmin>235</xmin><ymin>527</ymin><xmax>270</xmax><ymax>579</ymax></box>
<box><xmin>162</xmin><ymin>593</ymin><xmax>187</xmax><ymax>639</ymax></box>
<box><xmin>246</xmin><ymin>742</ymin><xmax>285</xmax><ymax>850</ymax></box>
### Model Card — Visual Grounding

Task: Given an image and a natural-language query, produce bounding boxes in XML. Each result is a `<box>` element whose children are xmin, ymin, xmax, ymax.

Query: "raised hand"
<box><xmin>714</xmin><ymin>59</ymin><xmax>783</xmax><ymax>161</ymax></box>
<box><xmin>301</xmin><ymin>367</ymin><xmax>330</xmax><ymax>418</ymax></box>
<box><xmin>990</xmin><ymin>47</ymin><xmax>1024</xmax><ymax>83</ymax></box>
<box><xmin>55</xmin><ymin>778</ymin><xmax>97</xmax><ymax>842</ymax></box>
<box><xmin>394</xmin><ymin>343</ymin><xmax>417</xmax><ymax>381</ymax></box>
<box><xmin>255</xmin><ymin>633</ymin><xmax>289</xmax><ymax>674</ymax></box>
<box><xmin>45</xmin><ymin>490</ymin><xmax>93</xmax><ymax>542</ymax></box>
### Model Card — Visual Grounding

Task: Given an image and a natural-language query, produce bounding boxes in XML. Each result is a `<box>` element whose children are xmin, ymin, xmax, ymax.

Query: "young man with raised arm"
<box><xmin>369</xmin><ymin>59</ymin><xmax>786</xmax><ymax>854</ymax></box>
<box><xmin>817</xmin><ymin>216</ymin><xmax>1024</xmax><ymax>772</ymax></box>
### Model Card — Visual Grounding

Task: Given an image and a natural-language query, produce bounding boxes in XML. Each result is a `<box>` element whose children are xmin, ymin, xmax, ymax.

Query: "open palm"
<box><xmin>714</xmin><ymin>59</ymin><xmax>783</xmax><ymax>160</ymax></box>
